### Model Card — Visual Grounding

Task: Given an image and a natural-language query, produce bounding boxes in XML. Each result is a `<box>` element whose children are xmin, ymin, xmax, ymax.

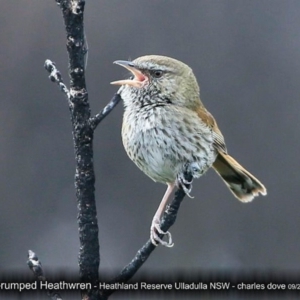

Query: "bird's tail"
<box><xmin>213</xmin><ymin>152</ymin><xmax>267</xmax><ymax>202</ymax></box>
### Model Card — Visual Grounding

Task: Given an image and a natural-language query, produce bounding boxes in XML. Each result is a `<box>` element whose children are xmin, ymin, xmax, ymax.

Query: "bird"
<box><xmin>111</xmin><ymin>55</ymin><xmax>267</xmax><ymax>247</ymax></box>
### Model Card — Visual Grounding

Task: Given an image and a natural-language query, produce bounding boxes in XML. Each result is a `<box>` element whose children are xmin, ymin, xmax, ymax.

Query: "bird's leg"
<box><xmin>151</xmin><ymin>182</ymin><xmax>176</xmax><ymax>247</ymax></box>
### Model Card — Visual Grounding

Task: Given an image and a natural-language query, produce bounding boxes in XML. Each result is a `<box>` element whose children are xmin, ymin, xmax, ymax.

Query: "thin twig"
<box><xmin>27</xmin><ymin>250</ymin><xmax>63</xmax><ymax>300</ymax></box>
<box><xmin>44</xmin><ymin>60</ymin><xmax>70</xmax><ymax>98</ymax></box>
<box><xmin>89</xmin><ymin>93</ymin><xmax>122</xmax><ymax>130</ymax></box>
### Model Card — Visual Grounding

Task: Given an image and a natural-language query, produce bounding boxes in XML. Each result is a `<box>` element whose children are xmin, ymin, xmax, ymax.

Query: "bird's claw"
<box><xmin>176</xmin><ymin>173</ymin><xmax>194</xmax><ymax>198</ymax></box>
<box><xmin>150</xmin><ymin>217</ymin><xmax>174</xmax><ymax>247</ymax></box>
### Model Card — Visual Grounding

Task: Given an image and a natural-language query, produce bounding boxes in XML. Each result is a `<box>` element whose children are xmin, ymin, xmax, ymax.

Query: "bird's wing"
<box><xmin>196</xmin><ymin>106</ymin><xmax>227</xmax><ymax>153</ymax></box>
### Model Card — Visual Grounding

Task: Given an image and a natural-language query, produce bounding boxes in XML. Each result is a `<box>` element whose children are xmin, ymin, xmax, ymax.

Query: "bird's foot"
<box><xmin>150</xmin><ymin>217</ymin><xmax>174</xmax><ymax>247</ymax></box>
<box><xmin>176</xmin><ymin>172</ymin><xmax>194</xmax><ymax>198</ymax></box>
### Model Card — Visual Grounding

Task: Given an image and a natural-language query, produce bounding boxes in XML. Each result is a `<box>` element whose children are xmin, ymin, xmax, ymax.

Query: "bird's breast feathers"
<box><xmin>122</xmin><ymin>105</ymin><xmax>217</xmax><ymax>183</ymax></box>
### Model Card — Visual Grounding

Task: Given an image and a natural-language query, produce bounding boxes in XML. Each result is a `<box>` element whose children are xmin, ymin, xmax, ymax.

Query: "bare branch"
<box><xmin>89</xmin><ymin>93</ymin><xmax>122</xmax><ymax>130</ymax></box>
<box><xmin>54</xmin><ymin>1</ymin><xmax>100</xmax><ymax>299</ymax></box>
<box><xmin>27</xmin><ymin>250</ymin><xmax>63</xmax><ymax>300</ymax></box>
<box><xmin>101</xmin><ymin>172</ymin><xmax>193</xmax><ymax>298</ymax></box>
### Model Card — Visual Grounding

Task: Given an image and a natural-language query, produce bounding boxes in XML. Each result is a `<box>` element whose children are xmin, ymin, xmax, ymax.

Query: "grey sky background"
<box><xmin>0</xmin><ymin>1</ymin><xmax>299</xmax><ymax>299</ymax></box>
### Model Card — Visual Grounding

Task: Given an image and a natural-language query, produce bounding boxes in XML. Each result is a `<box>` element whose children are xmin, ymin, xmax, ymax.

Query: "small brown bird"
<box><xmin>111</xmin><ymin>55</ymin><xmax>267</xmax><ymax>247</ymax></box>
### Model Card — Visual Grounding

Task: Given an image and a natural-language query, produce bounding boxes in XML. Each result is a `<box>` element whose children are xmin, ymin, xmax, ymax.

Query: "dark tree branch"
<box><xmin>101</xmin><ymin>172</ymin><xmax>193</xmax><ymax>299</ymax></box>
<box><xmin>27</xmin><ymin>250</ymin><xmax>63</xmax><ymax>300</ymax></box>
<box><xmin>51</xmin><ymin>1</ymin><xmax>100</xmax><ymax>300</ymax></box>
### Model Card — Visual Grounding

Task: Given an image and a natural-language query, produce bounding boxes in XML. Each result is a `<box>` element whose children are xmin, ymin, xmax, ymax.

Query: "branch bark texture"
<box><xmin>55</xmin><ymin>1</ymin><xmax>100</xmax><ymax>299</ymax></box>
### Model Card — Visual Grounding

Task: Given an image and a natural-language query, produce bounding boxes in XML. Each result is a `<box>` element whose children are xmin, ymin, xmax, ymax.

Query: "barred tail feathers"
<box><xmin>213</xmin><ymin>152</ymin><xmax>267</xmax><ymax>202</ymax></box>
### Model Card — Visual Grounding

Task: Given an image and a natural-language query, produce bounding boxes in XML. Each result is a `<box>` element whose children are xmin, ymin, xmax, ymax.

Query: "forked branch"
<box><xmin>28</xmin><ymin>1</ymin><xmax>190</xmax><ymax>300</ymax></box>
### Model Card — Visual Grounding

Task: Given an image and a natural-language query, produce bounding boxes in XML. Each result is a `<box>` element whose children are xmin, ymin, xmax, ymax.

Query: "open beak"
<box><xmin>111</xmin><ymin>60</ymin><xmax>147</xmax><ymax>88</ymax></box>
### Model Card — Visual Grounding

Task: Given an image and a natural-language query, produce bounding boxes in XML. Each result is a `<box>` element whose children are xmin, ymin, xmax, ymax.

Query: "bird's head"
<box><xmin>111</xmin><ymin>55</ymin><xmax>201</xmax><ymax>109</ymax></box>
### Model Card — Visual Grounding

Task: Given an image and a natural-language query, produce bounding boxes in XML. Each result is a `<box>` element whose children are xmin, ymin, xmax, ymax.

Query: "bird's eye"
<box><xmin>152</xmin><ymin>70</ymin><xmax>163</xmax><ymax>78</ymax></box>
